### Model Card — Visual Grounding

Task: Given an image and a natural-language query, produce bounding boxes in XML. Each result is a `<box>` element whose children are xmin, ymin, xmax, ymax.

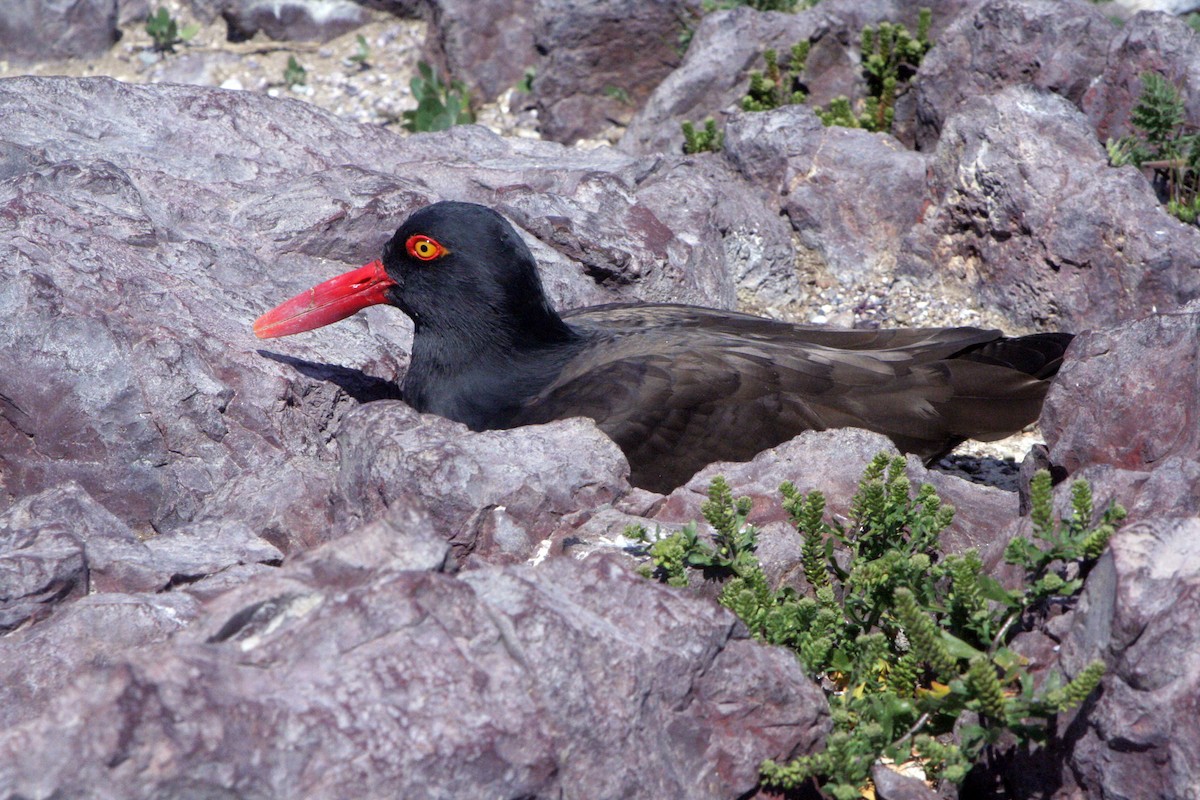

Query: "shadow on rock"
<box><xmin>256</xmin><ymin>350</ymin><xmax>404</xmax><ymax>404</ymax></box>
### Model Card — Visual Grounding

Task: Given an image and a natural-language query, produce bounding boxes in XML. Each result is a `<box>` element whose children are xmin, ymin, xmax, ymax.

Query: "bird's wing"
<box><xmin>510</xmin><ymin>325</ymin><xmax>1021</xmax><ymax>492</ymax></box>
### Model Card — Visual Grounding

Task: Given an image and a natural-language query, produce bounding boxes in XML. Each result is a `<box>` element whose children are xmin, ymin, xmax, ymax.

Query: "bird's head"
<box><xmin>253</xmin><ymin>201</ymin><xmax>566</xmax><ymax>344</ymax></box>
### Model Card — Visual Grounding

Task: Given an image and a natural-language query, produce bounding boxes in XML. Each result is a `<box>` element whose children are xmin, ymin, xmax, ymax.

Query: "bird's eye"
<box><xmin>406</xmin><ymin>234</ymin><xmax>447</xmax><ymax>262</ymax></box>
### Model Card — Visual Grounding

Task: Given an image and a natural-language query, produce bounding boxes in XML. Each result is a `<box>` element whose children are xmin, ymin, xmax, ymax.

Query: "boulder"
<box><xmin>0</xmin><ymin>0</ymin><xmax>120</xmax><ymax>65</ymax></box>
<box><xmin>899</xmin><ymin>85</ymin><xmax>1200</xmax><ymax>332</ymax></box>
<box><xmin>531</xmin><ymin>0</ymin><xmax>699</xmax><ymax>144</ymax></box>
<box><xmin>222</xmin><ymin>0</ymin><xmax>372</xmax><ymax>42</ymax></box>
<box><xmin>1058</xmin><ymin>516</ymin><xmax>1200</xmax><ymax>799</ymax></box>
<box><xmin>0</xmin><ymin>546</ymin><xmax>830</xmax><ymax>799</ymax></box>
<box><xmin>1042</xmin><ymin>299</ymin><xmax>1200</xmax><ymax>520</ymax></box>
<box><xmin>911</xmin><ymin>0</ymin><xmax>1113</xmax><ymax>150</ymax></box>
<box><xmin>1081</xmin><ymin>10</ymin><xmax>1200</xmax><ymax>144</ymax></box>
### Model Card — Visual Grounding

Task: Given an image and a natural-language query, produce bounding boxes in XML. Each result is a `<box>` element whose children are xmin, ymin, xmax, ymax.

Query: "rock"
<box><xmin>1042</xmin><ymin>300</ymin><xmax>1200</xmax><ymax>519</ymax></box>
<box><xmin>724</xmin><ymin>104</ymin><xmax>928</xmax><ymax>286</ymax></box>
<box><xmin>0</xmin><ymin>553</ymin><xmax>829</xmax><ymax>800</ymax></box>
<box><xmin>222</xmin><ymin>0</ymin><xmax>371</xmax><ymax>42</ymax></box>
<box><xmin>0</xmin><ymin>0</ymin><xmax>119</xmax><ymax>65</ymax></box>
<box><xmin>0</xmin><ymin>591</ymin><xmax>199</xmax><ymax>729</ymax></box>
<box><xmin>911</xmin><ymin>0</ymin><xmax>1113</xmax><ymax>150</ymax></box>
<box><xmin>0</xmin><ymin>483</ymin><xmax>169</xmax><ymax>612</ymax></box>
<box><xmin>1058</xmin><ymin>516</ymin><xmax>1200</xmax><ymax>799</ymax></box>
<box><xmin>0</xmin><ymin>76</ymin><xmax>791</xmax><ymax>546</ymax></box>
<box><xmin>899</xmin><ymin>85</ymin><xmax>1200</xmax><ymax>332</ymax></box>
<box><xmin>421</xmin><ymin>0</ymin><xmax>539</xmax><ymax>102</ymax></box>
<box><xmin>872</xmin><ymin>762</ymin><xmax>941</xmax><ymax>800</ymax></box>
<box><xmin>333</xmin><ymin>401</ymin><xmax>631</xmax><ymax>563</ymax></box>
<box><xmin>531</xmin><ymin>0</ymin><xmax>699</xmax><ymax>145</ymax></box>
<box><xmin>118</xmin><ymin>0</ymin><xmax>150</xmax><ymax>25</ymax></box>
<box><xmin>1081</xmin><ymin>11</ymin><xmax>1200</xmax><ymax>145</ymax></box>
<box><xmin>620</xmin><ymin>5</ymin><xmax>847</xmax><ymax>156</ymax></box>
<box><xmin>620</xmin><ymin>0</ymin><xmax>974</xmax><ymax>157</ymax></box>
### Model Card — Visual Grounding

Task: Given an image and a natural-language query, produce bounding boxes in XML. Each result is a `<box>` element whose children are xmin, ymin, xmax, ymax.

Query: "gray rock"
<box><xmin>0</xmin><ymin>0</ymin><xmax>120</xmax><ymax>65</ymax></box>
<box><xmin>0</xmin><ymin>552</ymin><xmax>829</xmax><ymax>800</ymax></box>
<box><xmin>531</xmin><ymin>0</ymin><xmax>699</xmax><ymax>144</ymax></box>
<box><xmin>1042</xmin><ymin>300</ymin><xmax>1200</xmax><ymax>519</ymax></box>
<box><xmin>0</xmin><ymin>76</ymin><xmax>789</xmax><ymax>544</ymax></box>
<box><xmin>223</xmin><ymin>0</ymin><xmax>371</xmax><ymax>42</ymax></box>
<box><xmin>899</xmin><ymin>85</ymin><xmax>1200</xmax><ymax>331</ymax></box>
<box><xmin>911</xmin><ymin>0</ymin><xmax>1113</xmax><ymax>150</ymax></box>
<box><xmin>620</xmin><ymin>5</ymin><xmax>842</xmax><ymax>156</ymax></box>
<box><xmin>333</xmin><ymin>401</ymin><xmax>631</xmax><ymax>563</ymax></box>
<box><xmin>1059</xmin><ymin>516</ymin><xmax>1200</xmax><ymax>799</ymax></box>
<box><xmin>1081</xmin><ymin>11</ymin><xmax>1200</xmax><ymax>145</ymax></box>
<box><xmin>0</xmin><ymin>591</ymin><xmax>199</xmax><ymax>729</ymax></box>
<box><xmin>724</xmin><ymin>103</ymin><xmax>929</xmax><ymax>286</ymax></box>
<box><xmin>620</xmin><ymin>0</ymin><xmax>978</xmax><ymax>157</ymax></box>
<box><xmin>421</xmin><ymin>0</ymin><xmax>538</xmax><ymax>101</ymax></box>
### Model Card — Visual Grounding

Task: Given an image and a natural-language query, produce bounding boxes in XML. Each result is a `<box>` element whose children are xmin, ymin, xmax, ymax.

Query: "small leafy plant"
<box><xmin>348</xmin><ymin>34</ymin><xmax>370</xmax><ymax>68</ymax></box>
<box><xmin>817</xmin><ymin>9</ymin><xmax>933</xmax><ymax>132</ymax></box>
<box><xmin>145</xmin><ymin>7</ymin><xmax>199</xmax><ymax>54</ymax></box>
<box><xmin>402</xmin><ymin>61</ymin><xmax>475</xmax><ymax>133</ymax></box>
<box><xmin>638</xmin><ymin>476</ymin><xmax>758</xmax><ymax>585</ymax></box>
<box><xmin>742</xmin><ymin>42</ymin><xmax>811</xmax><ymax>112</ymax></box>
<box><xmin>644</xmin><ymin>454</ymin><xmax>1121</xmax><ymax>799</ymax></box>
<box><xmin>283</xmin><ymin>56</ymin><xmax>307</xmax><ymax>89</ymax></box>
<box><xmin>681</xmin><ymin>118</ymin><xmax>725</xmax><ymax>154</ymax></box>
<box><xmin>1107</xmin><ymin>71</ymin><xmax>1200</xmax><ymax>224</ymax></box>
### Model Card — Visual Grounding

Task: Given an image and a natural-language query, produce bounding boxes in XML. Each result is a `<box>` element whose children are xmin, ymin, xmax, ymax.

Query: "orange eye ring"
<box><xmin>406</xmin><ymin>234</ymin><xmax>446</xmax><ymax>262</ymax></box>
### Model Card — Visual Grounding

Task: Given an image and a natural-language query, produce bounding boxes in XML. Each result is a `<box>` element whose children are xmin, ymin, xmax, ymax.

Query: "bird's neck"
<box><xmin>402</xmin><ymin>306</ymin><xmax>584</xmax><ymax>429</ymax></box>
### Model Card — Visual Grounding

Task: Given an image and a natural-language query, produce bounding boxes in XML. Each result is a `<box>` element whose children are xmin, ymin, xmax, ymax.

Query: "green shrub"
<box><xmin>817</xmin><ymin>9</ymin><xmax>933</xmax><ymax>132</ymax></box>
<box><xmin>681</xmin><ymin>118</ymin><xmax>724</xmax><ymax>154</ymax></box>
<box><xmin>742</xmin><ymin>43</ymin><xmax>810</xmax><ymax>112</ymax></box>
<box><xmin>402</xmin><ymin>61</ymin><xmax>475</xmax><ymax>133</ymax></box>
<box><xmin>644</xmin><ymin>454</ymin><xmax>1121</xmax><ymax>798</ymax></box>
<box><xmin>1107</xmin><ymin>71</ymin><xmax>1200</xmax><ymax>224</ymax></box>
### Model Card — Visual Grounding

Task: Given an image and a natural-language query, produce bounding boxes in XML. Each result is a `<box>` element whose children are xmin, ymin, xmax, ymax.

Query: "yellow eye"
<box><xmin>406</xmin><ymin>234</ymin><xmax>446</xmax><ymax>262</ymax></box>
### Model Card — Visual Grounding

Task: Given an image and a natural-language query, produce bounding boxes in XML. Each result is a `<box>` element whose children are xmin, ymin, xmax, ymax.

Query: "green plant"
<box><xmin>348</xmin><ymin>34</ymin><xmax>370</xmax><ymax>68</ymax></box>
<box><xmin>646</xmin><ymin>455</ymin><xmax>1120</xmax><ymax>799</ymax></box>
<box><xmin>641</xmin><ymin>476</ymin><xmax>759</xmax><ymax>586</ymax></box>
<box><xmin>516</xmin><ymin>67</ymin><xmax>536</xmax><ymax>94</ymax></box>
<box><xmin>681</xmin><ymin>118</ymin><xmax>725</xmax><ymax>154</ymax></box>
<box><xmin>402</xmin><ymin>61</ymin><xmax>475</xmax><ymax>133</ymax></box>
<box><xmin>283</xmin><ymin>56</ymin><xmax>307</xmax><ymax>89</ymax></box>
<box><xmin>145</xmin><ymin>7</ymin><xmax>199</xmax><ymax>54</ymax></box>
<box><xmin>603</xmin><ymin>85</ymin><xmax>632</xmax><ymax>106</ymax></box>
<box><xmin>741</xmin><ymin>43</ymin><xmax>810</xmax><ymax>112</ymax></box>
<box><xmin>817</xmin><ymin>9</ymin><xmax>933</xmax><ymax>132</ymax></box>
<box><xmin>1106</xmin><ymin>71</ymin><xmax>1200</xmax><ymax>225</ymax></box>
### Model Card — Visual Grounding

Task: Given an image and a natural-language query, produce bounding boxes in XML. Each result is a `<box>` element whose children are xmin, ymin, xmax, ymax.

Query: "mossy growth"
<box><xmin>402</xmin><ymin>61</ymin><xmax>475</xmax><ymax>133</ymax></box>
<box><xmin>643</xmin><ymin>454</ymin><xmax>1120</xmax><ymax>799</ymax></box>
<box><xmin>1107</xmin><ymin>71</ymin><xmax>1200</xmax><ymax>225</ymax></box>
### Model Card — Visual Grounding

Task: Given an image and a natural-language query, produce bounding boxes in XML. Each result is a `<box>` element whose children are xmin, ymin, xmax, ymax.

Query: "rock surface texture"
<box><xmin>3</xmin><ymin>0</ymin><xmax>1200</xmax><ymax>797</ymax></box>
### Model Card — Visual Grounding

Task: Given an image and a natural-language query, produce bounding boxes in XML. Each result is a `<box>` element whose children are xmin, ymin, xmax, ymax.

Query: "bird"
<box><xmin>254</xmin><ymin>201</ymin><xmax>1072</xmax><ymax>494</ymax></box>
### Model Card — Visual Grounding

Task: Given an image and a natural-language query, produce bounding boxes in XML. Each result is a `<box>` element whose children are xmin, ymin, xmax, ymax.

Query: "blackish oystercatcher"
<box><xmin>254</xmin><ymin>201</ymin><xmax>1072</xmax><ymax>493</ymax></box>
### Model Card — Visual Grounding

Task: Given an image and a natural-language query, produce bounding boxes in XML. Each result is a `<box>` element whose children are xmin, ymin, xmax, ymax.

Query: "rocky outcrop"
<box><xmin>6</xmin><ymin>1</ymin><xmax>1200</xmax><ymax>796</ymax></box>
<box><xmin>0</xmin><ymin>0</ymin><xmax>120</xmax><ymax>64</ymax></box>
<box><xmin>899</xmin><ymin>86</ymin><xmax>1200</xmax><ymax>332</ymax></box>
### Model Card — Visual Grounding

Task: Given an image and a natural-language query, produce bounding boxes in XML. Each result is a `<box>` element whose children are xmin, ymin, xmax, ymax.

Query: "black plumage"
<box><xmin>256</xmin><ymin>201</ymin><xmax>1072</xmax><ymax>493</ymax></box>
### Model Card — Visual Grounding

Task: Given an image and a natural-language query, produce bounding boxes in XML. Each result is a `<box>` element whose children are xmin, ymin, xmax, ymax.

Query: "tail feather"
<box><xmin>953</xmin><ymin>332</ymin><xmax>1074</xmax><ymax>380</ymax></box>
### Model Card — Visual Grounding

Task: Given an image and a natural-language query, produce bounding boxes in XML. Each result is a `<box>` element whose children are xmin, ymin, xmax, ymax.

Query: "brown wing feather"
<box><xmin>515</xmin><ymin>305</ymin><xmax>1063</xmax><ymax>492</ymax></box>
